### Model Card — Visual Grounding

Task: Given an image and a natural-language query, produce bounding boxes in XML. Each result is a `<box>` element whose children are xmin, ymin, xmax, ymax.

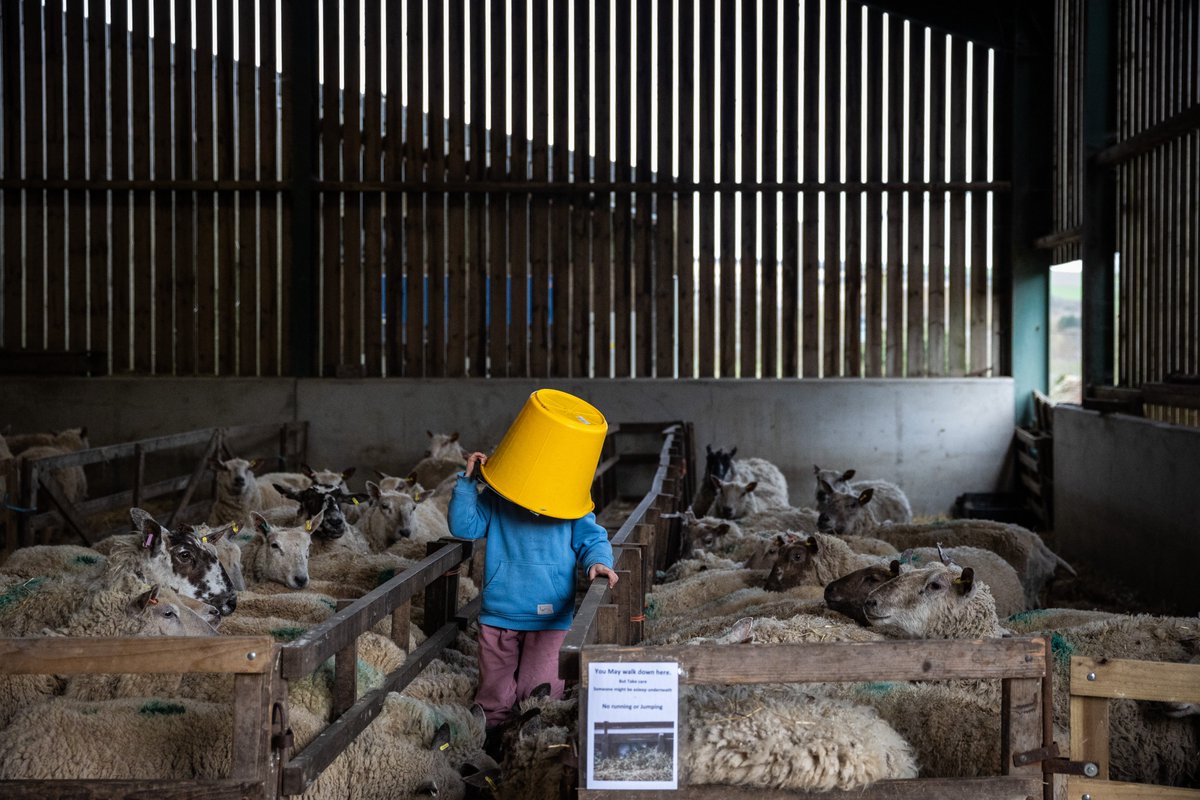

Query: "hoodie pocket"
<box><xmin>482</xmin><ymin>561</ymin><xmax>572</xmax><ymax>620</ymax></box>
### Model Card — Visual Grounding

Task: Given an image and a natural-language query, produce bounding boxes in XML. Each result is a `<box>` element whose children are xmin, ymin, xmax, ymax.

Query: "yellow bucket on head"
<box><xmin>480</xmin><ymin>389</ymin><xmax>607</xmax><ymax>518</ymax></box>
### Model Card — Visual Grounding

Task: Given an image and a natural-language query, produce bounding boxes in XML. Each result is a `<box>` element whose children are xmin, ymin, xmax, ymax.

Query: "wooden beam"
<box><xmin>576</xmin><ymin>778</ymin><xmax>1042</xmax><ymax>799</ymax></box>
<box><xmin>1065</xmin><ymin>778</ymin><xmax>1200</xmax><ymax>800</ymax></box>
<box><xmin>37</xmin><ymin>470</ymin><xmax>94</xmax><ymax>544</ymax></box>
<box><xmin>0</xmin><ymin>780</ymin><xmax>266</xmax><ymax>800</ymax></box>
<box><xmin>1070</xmin><ymin>656</ymin><xmax>1200</xmax><ymax>704</ymax></box>
<box><xmin>0</xmin><ymin>637</ymin><xmax>274</xmax><ymax>675</ymax></box>
<box><xmin>1096</xmin><ymin>103</ymin><xmax>1200</xmax><ymax>167</ymax></box>
<box><xmin>0</xmin><ymin>349</ymin><xmax>106</xmax><ymax>375</ymax></box>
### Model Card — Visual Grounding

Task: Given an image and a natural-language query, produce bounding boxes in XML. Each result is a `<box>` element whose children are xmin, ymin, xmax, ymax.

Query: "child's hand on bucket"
<box><xmin>588</xmin><ymin>563</ymin><xmax>619</xmax><ymax>589</ymax></box>
<box><xmin>465</xmin><ymin>451</ymin><xmax>488</xmax><ymax>477</ymax></box>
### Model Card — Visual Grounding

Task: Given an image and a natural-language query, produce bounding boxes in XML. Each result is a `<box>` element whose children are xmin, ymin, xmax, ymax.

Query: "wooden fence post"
<box><xmin>332</xmin><ymin>599</ymin><xmax>358</xmax><ymax>721</ymax></box>
<box><xmin>422</xmin><ymin>540</ymin><xmax>462</xmax><ymax>637</ymax></box>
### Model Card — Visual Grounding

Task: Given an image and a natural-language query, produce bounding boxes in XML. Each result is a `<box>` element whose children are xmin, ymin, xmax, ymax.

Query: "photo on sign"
<box><xmin>586</xmin><ymin>661</ymin><xmax>679</xmax><ymax>790</ymax></box>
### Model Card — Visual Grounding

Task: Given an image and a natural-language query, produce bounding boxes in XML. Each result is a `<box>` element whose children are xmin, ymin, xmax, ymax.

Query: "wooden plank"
<box><xmin>445</xmin><ymin>0</ymin><xmax>467</xmax><ymax>377</ymax></box>
<box><xmin>862</xmin><ymin>6</ymin><xmax>882</xmax><ymax>377</ymax></box>
<box><xmin>362</xmin><ymin>3</ymin><xmax>382</xmax><ymax>377</ymax></box>
<box><xmin>822</xmin><ymin>0</ymin><xmax>842</xmax><ymax>377</ymax></box>
<box><xmin>0</xmin><ymin>636</ymin><xmax>274</xmax><ymax>675</ymax></box>
<box><xmin>947</xmin><ymin>35</ymin><xmax>967</xmax><ymax>376</ymax></box>
<box><xmin>152</xmin><ymin>0</ymin><xmax>172</xmax><ymax>374</ymax></box>
<box><xmin>970</xmin><ymin>42</ymin><xmax>990</xmax><ymax>375</ymax></box>
<box><xmin>576</xmin><ymin>779</ymin><xmax>1043</xmax><ymax>800</ymax></box>
<box><xmin>173</xmin><ymin>0</ymin><xmax>195</xmax><ymax>375</ymax></box>
<box><xmin>383</xmin><ymin>0</ymin><xmax>403</xmax><ymax>375</ymax></box>
<box><xmin>331</xmin><ymin>600</ymin><xmax>358</xmax><ymax>719</ymax></box>
<box><xmin>697</xmin><ymin>0</ymin><xmax>716</xmax><ymax>377</ymax></box>
<box><xmin>591</xmin><ymin>0</ymin><xmax>611</xmax><ymax>377</ymax></box>
<box><xmin>756</xmin><ymin>0</ymin><xmax>775</xmax><ymax>377</ymax></box>
<box><xmin>404</xmin><ymin>0</ymin><xmax>424</xmax><ymax>377</ymax></box>
<box><xmin>87</xmin><ymin>0</ymin><xmax>109</xmax><ymax>365</ymax></box>
<box><xmin>509</xmin><ymin>0</ymin><xmax>528</xmax><ymax>377</ymax></box>
<box><xmin>528</xmin><ymin>0</ymin><xmax>550</xmax><ymax>376</ymax></box>
<box><xmin>885</xmin><ymin>14</ymin><xmax>904</xmax><ymax>377</ymax></box>
<box><xmin>1000</xmin><ymin>677</ymin><xmax>1043</xmax><ymax>779</ymax></box>
<box><xmin>320</xmin><ymin>0</ymin><xmax>340</xmax><ymax>376</ymax></box>
<box><xmin>390</xmin><ymin>599</ymin><xmax>411</xmax><ymax>652</ymax></box>
<box><xmin>194</xmin><ymin>1</ymin><xmax>215</xmax><ymax>376</ymax></box>
<box><xmin>655</xmin><ymin>0</ymin><xmax>675</xmax><ymax>378</ymax></box>
<box><xmin>718</xmin><ymin>0</ymin><xmax>737</xmax><ymax>378</ymax></box>
<box><xmin>905</xmin><ymin>17</ymin><xmax>925</xmax><ymax>377</ymax></box>
<box><xmin>0</xmin><ymin>780</ymin><xmax>267</xmax><ymax>800</ymax></box>
<box><xmin>572</xmin><ymin>0</ymin><xmax>590</xmax><ymax>377</ymax></box>
<box><xmin>65</xmin><ymin>3</ymin><xmax>86</xmax><ymax>355</ymax></box>
<box><xmin>1065</xmin><ymin>778</ymin><xmax>1200</xmax><ymax>800</ymax></box>
<box><xmin>1070</xmin><ymin>656</ymin><xmax>1200</xmax><ymax>703</ymax></box>
<box><xmin>740</xmin><ymin>0</ymin><xmax>758</xmax><ymax>378</ymax></box>
<box><xmin>216</xmin><ymin>1</ymin><xmax>235</xmax><ymax>374</ymax></box>
<box><xmin>259</xmin><ymin>1</ymin><xmax>279</xmax><ymax>377</ymax></box>
<box><xmin>553</xmin><ymin>0</ymin><xmax>572</xmax><ymax>377</ymax></box>
<box><xmin>927</xmin><ymin>29</ymin><xmax>946</xmax><ymax>375</ymax></box>
<box><xmin>612</xmin><ymin>0</ymin><xmax>632</xmax><ymax>378</ymax></box>
<box><xmin>843</xmin><ymin>1</ymin><xmax>861</xmax><ymax>376</ymax></box>
<box><xmin>581</xmin><ymin>638</ymin><xmax>1048</xmax><ymax>683</ymax></box>
<box><xmin>427</xmin><ymin>0</ymin><xmax>447</xmax><ymax>377</ymax></box>
<box><xmin>0</xmin><ymin>0</ymin><xmax>18</xmax><ymax>353</ymax></box>
<box><xmin>633</xmin><ymin>0</ymin><xmax>652</xmax><ymax>379</ymax></box>
<box><xmin>342</xmin><ymin>0</ymin><xmax>363</xmax><ymax>377</ymax></box>
<box><xmin>18</xmin><ymin>0</ymin><xmax>43</xmax><ymax>351</ymax></box>
<box><xmin>488</xmin><ymin>0</ymin><xmax>508</xmax><ymax>376</ymax></box>
<box><xmin>1069</xmin><ymin>694</ymin><xmax>1110</xmax><ymax>779</ymax></box>
<box><xmin>468</xmin><ymin>0</ymin><xmax>488</xmax><ymax>376</ymax></box>
<box><xmin>44</xmin><ymin>2</ymin><xmax>65</xmax><ymax>354</ymax></box>
<box><xmin>230</xmin><ymin>671</ymin><xmax>269</xmax><ymax>780</ymax></box>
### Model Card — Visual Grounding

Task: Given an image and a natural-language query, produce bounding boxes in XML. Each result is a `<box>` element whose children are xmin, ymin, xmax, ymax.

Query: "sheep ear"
<box><xmin>819</xmin><ymin>478</ymin><xmax>835</xmax><ymax>494</ymax></box>
<box><xmin>889</xmin><ymin>559</ymin><xmax>901</xmax><ymax>576</ymax></box>
<box><xmin>205</xmin><ymin>522</ymin><xmax>235</xmax><ymax>544</ymax></box>
<box><xmin>469</xmin><ymin>703</ymin><xmax>487</xmax><ymax>727</ymax></box>
<box><xmin>812</xmin><ymin>464</ymin><xmax>821</xmax><ymax>475</ymax></box>
<box><xmin>366</xmin><ymin>481</ymin><xmax>382</xmax><ymax>501</ymax></box>
<box><xmin>430</xmin><ymin>722</ymin><xmax>452</xmax><ymax>752</ymax></box>
<box><xmin>743</xmin><ymin>481</ymin><xmax>758</xmax><ymax>495</ymax></box>
<box><xmin>250</xmin><ymin>511</ymin><xmax>272</xmax><ymax>537</ymax></box>
<box><xmin>304</xmin><ymin>509</ymin><xmax>325</xmax><ymax>533</ymax></box>
<box><xmin>450</xmin><ymin>432</ymin><xmax>459</xmax><ymax>442</ymax></box>
<box><xmin>247</xmin><ymin>458</ymin><xmax>262</xmax><ymax>471</ymax></box>
<box><xmin>953</xmin><ymin>567</ymin><xmax>975</xmax><ymax>595</ymax></box>
<box><xmin>716</xmin><ymin>522</ymin><xmax>730</xmax><ymax>535</ymax></box>
<box><xmin>841</xmin><ymin>469</ymin><xmax>856</xmax><ymax>482</ymax></box>
<box><xmin>78</xmin><ymin>426</ymin><xmax>88</xmax><ymax>439</ymax></box>
<box><xmin>426</xmin><ymin>429</ymin><xmax>434</xmax><ymax>439</ymax></box>
<box><xmin>709</xmin><ymin>475</ymin><xmax>722</xmax><ymax>490</ymax></box>
<box><xmin>729</xmin><ymin>447</ymin><xmax>737</xmax><ymax>457</ymax></box>
<box><xmin>857</xmin><ymin>487</ymin><xmax>875</xmax><ymax>506</ymax></box>
<box><xmin>707</xmin><ymin>444</ymin><xmax>715</xmax><ymax>456</ymax></box>
<box><xmin>208</xmin><ymin>456</ymin><xmax>227</xmax><ymax>472</ymax></box>
<box><xmin>804</xmin><ymin>535</ymin><xmax>820</xmax><ymax>553</ymax></box>
<box><xmin>274</xmin><ymin>483</ymin><xmax>300</xmax><ymax>500</ymax></box>
<box><xmin>341</xmin><ymin>467</ymin><xmax>356</xmax><ymax>480</ymax></box>
<box><xmin>530</xmin><ymin>682</ymin><xmax>552</xmax><ymax>700</ymax></box>
<box><xmin>301</xmin><ymin>464</ymin><xmax>316</xmax><ymax>479</ymax></box>
<box><xmin>140</xmin><ymin>518</ymin><xmax>166</xmax><ymax>554</ymax></box>
<box><xmin>135</xmin><ymin>584</ymin><xmax>161</xmax><ymax>611</ymax></box>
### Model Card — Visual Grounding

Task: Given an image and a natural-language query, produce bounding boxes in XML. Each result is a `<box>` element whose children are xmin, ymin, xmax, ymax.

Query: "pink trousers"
<box><xmin>475</xmin><ymin>624</ymin><xmax>568</xmax><ymax>728</ymax></box>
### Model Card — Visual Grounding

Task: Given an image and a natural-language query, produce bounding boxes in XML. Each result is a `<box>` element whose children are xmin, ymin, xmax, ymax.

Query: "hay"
<box><xmin>593</xmin><ymin>749</ymin><xmax>674</xmax><ymax>782</ymax></box>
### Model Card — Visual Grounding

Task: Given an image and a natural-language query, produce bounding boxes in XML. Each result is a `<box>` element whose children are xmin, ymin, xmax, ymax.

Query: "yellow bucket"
<box><xmin>480</xmin><ymin>389</ymin><xmax>608</xmax><ymax>518</ymax></box>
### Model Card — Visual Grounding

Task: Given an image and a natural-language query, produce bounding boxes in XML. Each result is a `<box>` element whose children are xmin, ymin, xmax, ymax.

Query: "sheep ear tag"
<box><xmin>352</xmin><ymin>497</ymin><xmax>360</xmax><ymax>506</ymax></box>
<box><xmin>142</xmin><ymin>531</ymin><xmax>155</xmax><ymax>549</ymax></box>
<box><xmin>304</xmin><ymin>520</ymin><xmax>313</xmax><ymax>532</ymax></box>
<box><xmin>232</xmin><ymin>523</ymin><xmax>240</xmax><ymax>533</ymax></box>
<box><xmin>200</xmin><ymin>535</ymin><xmax>208</xmax><ymax>543</ymax></box>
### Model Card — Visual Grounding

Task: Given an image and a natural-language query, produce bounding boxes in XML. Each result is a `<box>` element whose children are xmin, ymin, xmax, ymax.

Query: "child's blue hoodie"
<box><xmin>448</xmin><ymin>474</ymin><xmax>614</xmax><ymax>631</ymax></box>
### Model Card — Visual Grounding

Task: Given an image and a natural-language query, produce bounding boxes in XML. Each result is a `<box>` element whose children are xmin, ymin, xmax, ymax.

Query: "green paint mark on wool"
<box><xmin>270</xmin><ymin>626</ymin><xmax>307</xmax><ymax>642</ymax></box>
<box><xmin>72</xmin><ymin>554</ymin><xmax>100</xmax><ymax>565</ymax></box>
<box><xmin>0</xmin><ymin>577</ymin><xmax>46</xmax><ymax>610</ymax></box>
<box><xmin>320</xmin><ymin>598</ymin><xmax>337</xmax><ymax>610</ymax></box>
<box><xmin>1006</xmin><ymin>609</ymin><xmax>1046</xmax><ymax>625</ymax></box>
<box><xmin>236</xmin><ymin>533</ymin><xmax>255</xmax><ymax>543</ymax></box>
<box><xmin>1050</xmin><ymin>632</ymin><xmax>1075</xmax><ymax>667</ymax></box>
<box><xmin>859</xmin><ymin>682</ymin><xmax>897</xmax><ymax>696</ymax></box>
<box><xmin>139</xmin><ymin>701</ymin><xmax>186</xmax><ymax>716</ymax></box>
<box><xmin>644</xmin><ymin>598</ymin><xmax>658</xmax><ymax>620</ymax></box>
<box><xmin>376</xmin><ymin>569</ymin><xmax>397</xmax><ymax>586</ymax></box>
<box><xmin>356</xmin><ymin>660</ymin><xmax>384</xmax><ymax>693</ymax></box>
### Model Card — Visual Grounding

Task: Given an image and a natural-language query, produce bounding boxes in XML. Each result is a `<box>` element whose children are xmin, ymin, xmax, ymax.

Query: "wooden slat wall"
<box><xmin>0</xmin><ymin>0</ymin><xmax>1009</xmax><ymax>380</ymax></box>
<box><xmin>1051</xmin><ymin>0</ymin><xmax>1084</xmax><ymax>266</ymax></box>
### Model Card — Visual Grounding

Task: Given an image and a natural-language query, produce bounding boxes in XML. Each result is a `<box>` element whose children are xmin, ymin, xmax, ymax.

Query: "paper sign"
<box><xmin>586</xmin><ymin>661</ymin><xmax>679</xmax><ymax>790</ymax></box>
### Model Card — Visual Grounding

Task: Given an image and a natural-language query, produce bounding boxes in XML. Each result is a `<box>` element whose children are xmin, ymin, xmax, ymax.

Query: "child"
<box><xmin>448</xmin><ymin>446</ymin><xmax>618</xmax><ymax>742</ymax></box>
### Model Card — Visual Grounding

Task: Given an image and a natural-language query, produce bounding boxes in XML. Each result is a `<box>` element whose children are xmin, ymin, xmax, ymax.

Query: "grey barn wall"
<box><xmin>1054</xmin><ymin>407</ymin><xmax>1200</xmax><ymax>613</ymax></box>
<box><xmin>0</xmin><ymin>378</ymin><xmax>1015</xmax><ymax>516</ymax></box>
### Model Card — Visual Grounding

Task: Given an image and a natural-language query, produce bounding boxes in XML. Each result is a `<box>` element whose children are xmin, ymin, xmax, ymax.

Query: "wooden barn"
<box><xmin>0</xmin><ymin>0</ymin><xmax>1197</xmax><ymax>797</ymax></box>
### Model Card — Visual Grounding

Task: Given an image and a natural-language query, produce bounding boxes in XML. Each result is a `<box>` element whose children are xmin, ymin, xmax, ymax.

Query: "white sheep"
<box><xmin>3</xmin><ymin>427</ymin><xmax>89</xmax><ymax>455</ymax></box>
<box><xmin>358</xmin><ymin>480</ymin><xmax>412</xmax><ymax>551</ymax></box>
<box><xmin>711</xmin><ymin>471</ymin><xmax>789</xmax><ymax>519</ymax></box>
<box><xmin>813</xmin><ymin>466</ymin><xmax>913</xmax><ymax>524</ymax></box>
<box><xmin>17</xmin><ymin>444</ymin><xmax>88</xmax><ymax>505</ymax></box>
<box><xmin>206</xmin><ymin>457</ymin><xmax>297</xmax><ymax>525</ymax></box>
<box><xmin>644</xmin><ymin>567</ymin><xmax>767</xmax><ymax>631</ymax></box>
<box><xmin>862</xmin><ymin>561</ymin><xmax>1006</xmax><ymax>640</ymax></box>
<box><xmin>237</xmin><ymin>510</ymin><xmax>319</xmax><ymax>590</ymax></box>
<box><xmin>735</xmin><ymin>504</ymin><xmax>821</xmax><ymax>534</ymax></box>
<box><xmin>655</xmin><ymin>551</ymin><xmax>742</xmax><ymax>583</ymax></box>
<box><xmin>1</xmin><ymin>544</ymin><xmax>106</xmax><ymax>579</ymax></box>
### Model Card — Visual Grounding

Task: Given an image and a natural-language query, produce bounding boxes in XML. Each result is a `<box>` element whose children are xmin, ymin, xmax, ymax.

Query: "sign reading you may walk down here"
<box><xmin>586</xmin><ymin>662</ymin><xmax>679</xmax><ymax>790</ymax></box>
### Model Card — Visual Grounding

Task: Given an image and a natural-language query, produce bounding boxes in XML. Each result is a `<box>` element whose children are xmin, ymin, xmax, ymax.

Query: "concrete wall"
<box><xmin>0</xmin><ymin>377</ymin><xmax>1016</xmax><ymax>515</ymax></box>
<box><xmin>1054</xmin><ymin>406</ymin><xmax>1200</xmax><ymax>613</ymax></box>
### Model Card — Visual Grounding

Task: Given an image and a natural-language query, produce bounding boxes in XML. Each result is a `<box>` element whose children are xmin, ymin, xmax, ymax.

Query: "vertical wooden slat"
<box><xmin>488</xmin><ymin>0</ymin><xmax>508</xmax><ymax>376</ymax></box>
<box><xmin>362</xmin><ymin>0</ymin><xmax>382</xmax><ymax>377</ymax></box>
<box><xmin>758</xmin><ymin>0</ymin><xmax>776</xmax><ymax>378</ymax></box>
<box><xmin>216</xmin><ymin>0</ymin><xmax>235</xmax><ymax>374</ymax></box>
<box><xmin>321</xmin><ymin>0</ymin><xmax>341</xmax><ymax>376</ymax></box>
<box><xmin>446</xmin><ymin>0</ymin><xmax>467</xmax><ymax>376</ymax></box>
<box><xmin>591</xmin><ymin>0</ymin><xmax>610</xmax><ymax>377</ymax></box>
<box><xmin>43</xmin><ymin>2</ymin><xmax>65</xmax><ymax>354</ymax></box>
<box><xmin>573</xmin><ymin>0</ymin><xmax>591</xmax><ymax>377</ymax></box>
<box><xmin>970</xmin><ymin>43</ymin><xmax>990</xmax><ymax>374</ymax></box>
<box><xmin>718</xmin><ymin>0</ymin><xmax>736</xmax><ymax>378</ymax></box>
<box><xmin>384</xmin><ymin>0</ymin><xmax>404</xmax><ymax>374</ymax></box>
<box><xmin>884</xmin><ymin>14</ymin><xmax>903</xmax><ymax>377</ymax></box>
<box><xmin>927</xmin><ymin>30</ymin><xmax>946</xmax><ymax>375</ymax></box>
<box><xmin>822</xmin><ymin>0</ymin><xmax>841</xmax><ymax>377</ymax></box>
<box><xmin>656</xmin><ymin>0</ymin><xmax>676</xmax><ymax>377</ymax></box>
<box><xmin>553</xmin><ymin>0</ymin><xmax>572</xmax><ymax>376</ymax></box>
<box><xmin>906</xmin><ymin>20</ymin><xmax>926</xmax><ymax>377</ymax></box>
<box><xmin>174</xmin><ymin>0</ymin><xmax>196</xmax><ymax>375</ymax></box>
<box><xmin>259</xmin><ymin>0</ymin><xmax>279</xmax><ymax>376</ymax></box>
<box><xmin>469</xmin><ymin>0</ymin><xmax>488</xmax><ymax>375</ymax></box>
<box><xmin>990</xmin><ymin>46</ymin><xmax>1011</xmax><ymax>380</ymax></box>
<box><xmin>428</xmin><ymin>2</ymin><xmax>447</xmax><ymax>376</ymax></box>
<box><xmin>740</xmin><ymin>0</ymin><xmax>758</xmax><ymax>378</ymax></box>
<box><xmin>612</xmin><ymin>0</ymin><xmax>632</xmax><ymax>377</ymax></box>
<box><xmin>86</xmin><ymin>0</ymin><xmax>108</xmax><ymax>364</ymax></box>
<box><xmin>947</xmin><ymin>35</ymin><xmax>968</xmax><ymax>376</ymax></box>
<box><xmin>194</xmin><ymin>1</ymin><xmax>214</xmax><ymax>375</ymax></box>
<box><xmin>405</xmin><ymin>0</ymin><xmax>425</xmax><ymax>376</ymax></box>
<box><xmin>342</xmin><ymin>0</ymin><xmax>362</xmax><ymax>375</ymax></box>
<box><xmin>863</xmin><ymin>6</ymin><xmax>882</xmax><ymax>376</ymax></box>
<box><xmin>634</xmin><ymin>0</ymin><xmax>653</xmax><ymax>378</ymax></box>
<box><xmin>696</xmin><ymin>0</ymin><xmax>716</xmax><ymax>376</ymax></box>
<box><xmin>22</xmin><ymin>0</ymin><xmax>46</xmax><ymax>354</ymax></box>
<box><xmin>780</xmin><ymin>0</ymin><xmax>799</xmax><ymax>377</ymax></box>
<box><xmin>130</xmin><ymin>1</ymin><xmax>151</xmax><ymax>370</ymax></box>
<box><xmin>1</xmin><ymin>0</ymin><xmax>20</xmax><ymax>351</ymax></box>
<box><xmin>66</xmin><ymin>3</ymin><xmax>86</xmax><ymax>354</ymax></box>
<box><xmin>843</xmin><ymin>1</ymin><xmax>862</xmax><ymax>377</ymax></box>
<box><xmin>509</xmin><ymin>0</ymin><xmax>528</xmax><ymax>377</ymax></box>
<box><xmin>153</xmin><ymin>0</ymin><xmax>173</xmax><ymax>373</ymax></box>
<box><xmin>530</xmin><ymin>0</ymin><xmax>550</xmax><ymax>376</ymax></box>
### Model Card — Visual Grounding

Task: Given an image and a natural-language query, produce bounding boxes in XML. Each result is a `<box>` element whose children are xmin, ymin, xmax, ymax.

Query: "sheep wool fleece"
<box><xmin>449</xmin><ymin>474</ymin><xmax>614</xmax><ymax>631</ymax></box>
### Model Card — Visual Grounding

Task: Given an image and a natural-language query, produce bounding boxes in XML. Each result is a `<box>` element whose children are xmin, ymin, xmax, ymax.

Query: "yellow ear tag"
<box><xmin>438</xmin><ymin>742</ymin><xmax>450</xmax><ymax>752</ymax></box>
<box><xmin>201</xmin><ymin>536</ymin><xmax>208</xmax><ymax>543</ymax></box>
<box><xmin>232</xmin><ymin>523</ymin><xmax>240</xmax><ymax>533</ymax></box>
<box><xmin>352</xmin><ymin>498</ymin><xmax>360</xmax><ymax>506</ymax></box>
<box><xmin>305</xmin><ymin>520</ymin><xmax>312</xmax><ymax>532</ymax></box>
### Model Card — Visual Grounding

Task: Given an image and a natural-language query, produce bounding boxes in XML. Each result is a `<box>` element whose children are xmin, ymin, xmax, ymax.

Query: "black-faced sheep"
<box><xmin>813</xmin><ymin>466</ymin><xmax>912</xmax><ymax>523</ymax></box>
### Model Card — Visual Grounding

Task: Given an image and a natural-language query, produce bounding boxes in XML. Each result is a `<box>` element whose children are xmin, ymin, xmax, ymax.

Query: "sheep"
<box><xmin>408</xmin><ymin>432</ymin><xmax>469</xmax><ymax>490</ymax></box>
<box><xmin>0</xmin><ymin>431</ymin><xmax>12</xmax><ymax>460</ymax></box>
<box><xmin>0</xmin><ymin>543</ymin><xmax>106</xmax><ymax>579</ymax></box>
<box><xmin>3</xmin><ymin>426</ymin><xmax>89</xmax><ymax>455</ymax></box>
<box><xmin>655</xmin><ymin>551</ymin><xmax>742</xmax><ymax>583</ymax></box>
<box><xmin>842</xmin><ymin>518</ymin><xmax>1075</xmax><ymax>608</ymax></box>
<box><xmin>823</xmin><ymin>563</ymin><xmax>898</xmax><ymax>625</ymax></box>
<box><xmin>233</xmin><ymin>588</ymin><xmax>338</xmax><ymax>623</ymax></box>
<box><xmin>662</xmin><ymin>606</ymin><xmax>883</xmax><ymax>647</ymax></box>
<box><xmin>813</xmin><ymin>465</ymin><xmax>913</xmax><ymax>524</ymax></box>
<box><xmin>689</xmin><ymin>444</ymin><xmax>738</xmax><ymax>517</ymax></box>
<box><xmin>494</xmin><ymin>688</ymin><xmax>577</xmax><ymax>800</ymax></box>
<box><xmin>676</xmin><ymin>510</ymin><xmax>740</xmax><ymax>554</ymax></box>
<box><xmin>683</xmin><ymin>683</ymin><xmax>917</xmax><ymax>790</ymax></box>
<box><xmin>396</xmin><ymin>493</ymin><xmax>452</xmax><ymax>545</ymax></box>
<box><xmin>644</xmin><ymin>567</ymin><xmax>768</xmax><ymax>630</ymax></box>
<box><xmin>711</xmin><ymin>473</ymin><xmax>789</xmax><ymax>519</ymax></box>
<box><xmin>274</xmin><ymin>481</ymin><xmax>372</xmax><ymax>555</ymax></box>
<box><xmin>16</xmin><ymin>444</ymin><xmax>88</xmax><ymax>505</ymax></box>
<box><xmin>206</xmin><ymin>456</ymin><xmax>297</xmax><ymax>525</ymax></box>
<box><xmin>238</xmin><ymin>510</ymin><xmax>319</xmax><ymax>590</ymax></box>
<box><xmin>308</xmin><ymin>551</ymin><xmax>420</xmax><ymax>595</ymax></box>
<box><xmin>735</xmin><ymin>504</ymin><xmax>821</xmax><ymax>534</ymax></box>
<box><xmin>358</xmin><ymin>480</ymin><xmax>413</xmax><ymax>551</ymax></box>
<box><xmin>862</xmin><ymin>561</ymin><xmax>1006</xmax><ymax>640</ymax></box>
